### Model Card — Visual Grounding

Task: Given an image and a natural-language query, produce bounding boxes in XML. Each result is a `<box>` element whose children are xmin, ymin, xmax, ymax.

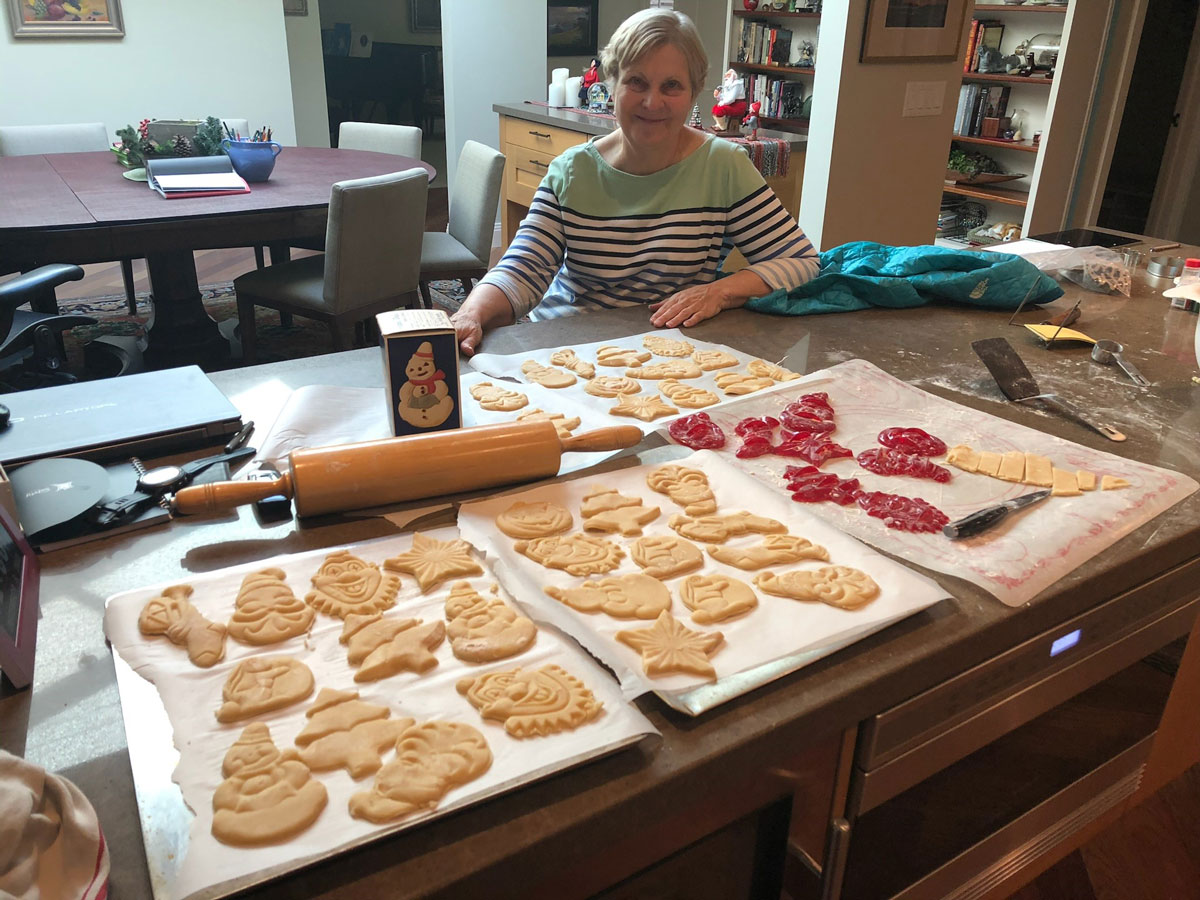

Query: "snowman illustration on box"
<box><xmin>396</xmin><ymin>340</ymin><xmax>455</xmax><ymax>429</ymax></box>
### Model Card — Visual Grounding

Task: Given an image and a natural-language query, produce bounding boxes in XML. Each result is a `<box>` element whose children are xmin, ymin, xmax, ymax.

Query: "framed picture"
<box><xmin>6</xmin><ymin>0</ymin><xmax>124</xmax><ymax>37</ymax></box>
<box><xmin>410</xmin><ymin>0</ymin><xmax>439</xmax><ymax>33</ymax></box>
<box><xmin>283</xmin><ymin>0</ymin><xmax>308</xmax><ymax>16</ymax></box>
<box><xmin>860</xmin><ymin>0</ymin><xmax>969</xmax><ymax>63</ymax></box>
<box><xmin>548</xmin><ymin>0</ymin><xmax>598</xmax><ymax>57</ymax></box>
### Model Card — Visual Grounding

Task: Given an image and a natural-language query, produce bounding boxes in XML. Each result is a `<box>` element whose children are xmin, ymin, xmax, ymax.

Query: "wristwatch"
<box><xmin>87</xmin><ymin>447</ymin><xmax>255</xmax><ymax>528</ymax></box>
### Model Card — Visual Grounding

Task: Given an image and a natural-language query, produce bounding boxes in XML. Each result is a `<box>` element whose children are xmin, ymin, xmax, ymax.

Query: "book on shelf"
<box><xmin>973</xmin><ymin>20</ymin><xmax>1005</xmax><ymax>72</ymax></box>
<box><xmin>146</xmin><ymin>155</ymin><xmax>250</xmax><ymax>199</ymax></box>
<box><xmin>780</xmin><ymin>81</ymin><xmax>805</xmax><ymax>119</ymax></box>
<box><xmin>771</xmin><ymin>27</ymin><xmax>793</xmax><ymax>66</ymax></box>
<box><xmin>953</xmin><ymin>85</ymin><xmax>971</xmax><ymax>135</ymax></box>
<box><xmin>963</xmin><ymin>19</ymin><xmax>981</xmax><ymax>73</ymax></box>
<box><xmin>992</xmin><ymin>85</ymin><xmax>1012</xmax><ymax>119</ymax></box>
<box><xmin>970</xmin><ymin>85</ymin><xmax>994</xmax><ymax>136</ymax></box>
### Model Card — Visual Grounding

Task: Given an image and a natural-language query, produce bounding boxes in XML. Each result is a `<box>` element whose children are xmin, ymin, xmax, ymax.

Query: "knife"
<box><xmin>971</xmin><ymin>338</ymin><xmax>1126</xmax><ymax>442</ymax></box>
<box><xmin>943</xmin><ymin>489</ymin><xmax>1052</xmax><ymax>540</ymax></box>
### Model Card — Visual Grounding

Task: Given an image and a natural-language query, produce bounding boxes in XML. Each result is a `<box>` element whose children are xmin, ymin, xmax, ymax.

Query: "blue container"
<box><xmin>221</xmin><ymin>138</ymin><xmax>282</xmax><ymax>183</ymax></box>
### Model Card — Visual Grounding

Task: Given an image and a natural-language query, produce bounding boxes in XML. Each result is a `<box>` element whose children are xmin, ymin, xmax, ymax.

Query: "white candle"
<box><xmin>566</xmin><ymin>76</ymin><xmax>583</xmax><ymax>106</ymax></box>
<box><xmin>548</xmin><ymin>82</ymin><xmax>567</xmax><ymax>107</ymax></box>
<box><xmin>552</xmin><ymin>67</ymin><xmax>570</xmax><ymax>85</ymax></box>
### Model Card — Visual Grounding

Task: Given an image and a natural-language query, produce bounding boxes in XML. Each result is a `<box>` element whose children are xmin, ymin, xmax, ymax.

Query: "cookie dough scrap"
<box><xmin>668</xmin><ymin>511</ymin><xmax>786</xmax><ymax>543</ymax></box>
<box><xmin>384</xmin><ymin>532</ymin><xmax>484</xmax><ymax>592</ymax></box>
<box><xmin>976</xmin><ymin>451</ymin><xmax>1003</xmax><ymax>478</ymax></box>
<box><xmin>609</xmin><ymin>392</ymin><xmax>679</xmax><ymax>422</ymax></box>
<box><xmin>1077</xmin><ymin>470</ymin><xmax>1097</xmax><ymax>491</ymax></box>
<box><xmin>1051</xmin><ymin>468</ymin><xmax>1082</xmax><ymax>497</ymax></box>
<box><xmin>658</xmin><ymin>378</ymin><xmax>719</xmax><ymax>409</ymax></box>
<box><xmin>1101</xmin><ymin>475</ymin><xmax>1130</xmax><ymax>490</ymax></box>
<box><xmin>945</xmin><ymin>444</ymin><xmax>1121</xmax><ymax>494</ymax></box>
<box><xmin>946</xmin><ymin>445</ymin><xmax>980</xmax><ymax>473</ymax></box>
<box><xmin>714</xmin><ymin>372</ymin><xmax>775</xmax><ymax>395</ymax></box>
<box><xmin>341</xmin><ymin>614</ymin><xmax>445</xmax><ymax>683</ymax></box>
<box><xmin>597</xmin><ymin>345</ymin><xmax>651</xmax><ymax>367</ymax></box>
<box><xmin>305</xmin><ymin>550</ymin><xmax>401</xmax><ymax>620</ymax></box>
<box><xmin>520</xmin><ymin>359</ymin><xmax>576</xmax><ymax>388</ymax></box>
<box><xmin>680</xmin><ymin>573</ymin><xmax>758</xmax><ymax>624</ymax></box>
<box><xmin>138</xmin><ymin>584</ymin><xmax>226</xmax><ymax>667</ymax></box>
<box><xmin>227</xmin><ymin>568</ymin><xmax>315</xmax><ymax>646</ymax></box>
<box><xmin>708</xmin><ymin>534</ymin><xmax>829</xmax><ymax>570</ymax></box>
<box><xmin>469</xmin><ymin>381</ymin><xmax>529</xmax><ymax>412</ymax></box>
<box><xmin>615</xmin><ymin>610</ymin><xmax>724</xmax><ymax>681</ymax></box>
<box><xmin>625</xmin><ymin>360</ymin><xmax>703</xmax><ymax>380</ymax></box>
<box><xmin>582</xmin><ymin>498</ymin><xmax>661</xmax><ymax>536</ymax></box>
<box><xmin>349</xmin><ymin>721</ymin><xmax>492</xmax><ymax>824</ymax></box>
<box><xmin>643</xmin><ymin>334</ymin><xmax>694</xmax><ymax>357</ymax></box>
<box><xmin>517</xmin><ymin>407</ymin><xmax>582</xmax><ymax>438</ymax></box>
<box><xmin>692</xmin><ymin>348</ymin><xmax>739</xmax><ymax>371</ymax></box>
<box><xmin>444</xmin><ymin>581</ymin><xmax>537</xmax><ymax>662</ymax></box>
<box><xmin>1024</xmin><ymin>453</ymin><xmax>1054</xmax><ymax>488</ymax></box>
<box><xmin>216</xmin><ymin>656</ymin><xmax>315</xmax><ymax>723</ymax></box>
<box><xmin>581</xmin><ymin>485</ymin><xmax>643</xmax><ymax>518</ymax></box>
<box><xmin>997</xmin><ymin>450</ymin><xmax>1025</xmax><ymax>483</ymax></box>
<box><xmin>550</xmin><ymin>348</ymin><xmax>596</xmax><ymax>380</ymax></box>
<box><xmin>545</xmin><ymin>572</ymin><xmax>672</xmax><ymax>619</ymax></box>
<box><xmin>747</xmin><ymin>359</ymin><xmax>802</xmax><ymax>382</ymax></box>
<box><xmin>754</xmin><ymin>566</ymin><xmax>880</xmax><ymax>611</ymax></box>
<box><xmin>515</xmin><ymin>533</ymin><xmax>625</xmax><ymax>576</ymax></box>
<box><xmin>631</xmin><ymin>534</ymin><xmax>705</xmax><ymax>579</ymax></box>
<box><xmin>495</xmin><ymin>500</ymin><xmax>573</xmax><ymax>539</ymax></box>
<box><xmin>457</xmin><ymin>664</ymin><xmax>604</xmax><ymax>737</ymax></box>
<box><xmin>212</xmin><ymin>723</ymin><xmax>327</xmax><ymax>847</ymax></box>
<box><xmin>647</xmin><ymin>464</ymin><xmax>718</xmax><ymax>516</ymax></box>
<box><xmin>294</xmin><ymin>688</ymin><xmax>414</xmax><ymax>779</ymax></box>
<box><xmin>584</xmin><ymin>375</ymin><xmax>642</xmax><ymax>398</ymax></box>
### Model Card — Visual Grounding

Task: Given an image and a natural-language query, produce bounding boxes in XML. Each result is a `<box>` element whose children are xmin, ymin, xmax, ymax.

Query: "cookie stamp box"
<box><xmin>377</xmin><ymin>309</ymin><xmax>462</xmax><ymax>438</ymax></box>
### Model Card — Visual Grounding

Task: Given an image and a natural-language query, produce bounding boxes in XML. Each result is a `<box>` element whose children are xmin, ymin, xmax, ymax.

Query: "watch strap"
<box><xmin>179</xmin><ymin>446</ymin><xmax>256</xmax><ymax>482</ymax></box>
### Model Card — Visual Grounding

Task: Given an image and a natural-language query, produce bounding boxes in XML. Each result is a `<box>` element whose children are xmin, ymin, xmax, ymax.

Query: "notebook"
<box><xmin>146</xmin><ymin>155</ymin><xmax>250</xmax><ymax>199</ymax></box>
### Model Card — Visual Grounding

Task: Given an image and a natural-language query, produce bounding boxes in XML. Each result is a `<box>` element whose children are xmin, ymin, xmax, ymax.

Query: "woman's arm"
<box><xmin>648</xmin><ymin>267</ymin><xmax>769</xmax><ymax>328</ymax></box>
<box><xmin>451</xmin><ymin>283</ymin><xmax>517</xmax><ymax>356</ymax></box>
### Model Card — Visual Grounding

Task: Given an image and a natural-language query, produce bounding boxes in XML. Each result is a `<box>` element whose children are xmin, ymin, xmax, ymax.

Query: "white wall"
<box><xmin>285</xmin><ymin>1</ymin><xmax>332</xmax><ymax>148</ymax></box>
<box><xmin>0</xmin><ymin>0</ymin><xmax>299</xmax><ymax>146</ymax></box>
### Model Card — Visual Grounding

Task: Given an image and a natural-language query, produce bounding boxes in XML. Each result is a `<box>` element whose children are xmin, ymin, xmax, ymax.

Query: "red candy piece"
<box><xmin>669</xmin><ymin>412</ymin><xmax>727</xmax><ymax>450</ymax></box>
<box><xmin>855</xmin><ymin>491</ymin><xmax>949</xmax><ymax>533</ymax></box>
<box><xmin>775</xmin><ymin>435</ymin><xmax>853</xmax><ymax>466</ymax></box>
<box><xmin>784</xmin><ymin>465</ymin><xmax>863</xmax><ymax>505</ymax></box>
<box><xmin>877</xmin><ymin>427</ymin><xmax>947</xmax><ymax>457</ymax></box>
<box><xmin>780</xmin><ymin>395</ymin><xmax>836</xmax><ymax>434</ymax></box>
<box><xmin>857</xmin><ymin>448</ymin><xmax>951</xmax><ymax>483</ymax></box>
<box><xmin>736</xmin><ymin>433</ymin><xmax>774</xmax><ymax>459</ymax></box>
<box><xmin>734</xmin><ymin>415</ymin><xmax>779</xmax><ymax>437</ymax></box>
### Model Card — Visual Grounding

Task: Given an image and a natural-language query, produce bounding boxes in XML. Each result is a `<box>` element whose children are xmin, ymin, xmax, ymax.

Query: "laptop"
<box><xmin>0</xmin><ymin>365</ymin><xmax>242</xmax><ymax>467</ymax></box>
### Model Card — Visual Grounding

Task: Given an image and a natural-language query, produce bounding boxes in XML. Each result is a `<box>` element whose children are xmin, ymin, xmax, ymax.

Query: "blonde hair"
<box><xmin>600</xmin><ymin>9</ymin><xmax>708</xmax><ymax>102</ymax></box>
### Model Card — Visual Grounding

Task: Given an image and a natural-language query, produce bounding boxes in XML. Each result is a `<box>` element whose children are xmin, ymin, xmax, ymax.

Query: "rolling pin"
<box><xmin>171</xmin><ymin>420</ymin><xmax>644</xmax><ymax>517</ymax></box>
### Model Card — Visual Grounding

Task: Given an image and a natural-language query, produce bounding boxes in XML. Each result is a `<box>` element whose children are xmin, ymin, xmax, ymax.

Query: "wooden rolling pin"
<box><xmin>172</xmin><ymin>420</ymin><xmax>643</xmax><ymax>517</ymax></box>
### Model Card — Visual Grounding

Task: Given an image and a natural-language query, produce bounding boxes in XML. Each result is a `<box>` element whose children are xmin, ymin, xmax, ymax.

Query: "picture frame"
<box><xmin>860</xmin><ymin>0</ymin><xmax>969</xmax><ymax>63</ymax></box>
<box><xmin>0</xmin><ymin>499</ymin><xmax>40</xmax><ymax>690</ymax></box>
<box><xmin>547</xmin><ymin>0</ymin><xmax>598</xmax><ymax>57</ymax></box>
<box><xmin>283</xmin><ymin>0</ymin><xmax>308</xmax><ymax>17</ymax></box>
<box><xmin>6</xmin><ymin>0</ymin><xmax>124</xmax><ymax>38</ymax></box>
<box><xmin>410</xmin><ymin>0</ymin><xmax>440</xmax><ymax>33</ymax></box>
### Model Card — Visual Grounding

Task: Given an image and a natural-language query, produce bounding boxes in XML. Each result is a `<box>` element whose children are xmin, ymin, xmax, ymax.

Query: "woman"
<box><xmin>451</xmin><ymin>8</ymin><xmax>819</xmax><ymax>356</ymax></box>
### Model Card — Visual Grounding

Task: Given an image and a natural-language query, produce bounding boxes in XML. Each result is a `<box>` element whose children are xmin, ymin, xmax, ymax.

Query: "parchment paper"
<box><xmin>253</xmin><ymin>385</ymin><xmax>390</xmax><ymax>468</ymax></box>
<box><xmin>458</xmin><ymin>451</ymin><xmax>949</xmax><ymax>715</ymax></box>
<box><xmin>655</xmin><ymin>359</ymin><xmax>1199</xmax><ymax>607</ymax></box>
<box><xmin>103</xmin><ymin>528</ymin><xmax>657</xmax><ymax>900</ymax></box>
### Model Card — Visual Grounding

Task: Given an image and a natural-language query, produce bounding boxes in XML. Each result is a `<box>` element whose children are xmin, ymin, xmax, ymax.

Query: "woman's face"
<box><xmin>613</xmin><ymin>42</ymin><xmax>693</xmax><ymax>154</ymax></box>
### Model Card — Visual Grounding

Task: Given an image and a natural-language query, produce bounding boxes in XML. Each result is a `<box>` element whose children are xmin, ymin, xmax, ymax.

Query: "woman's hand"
<box><xmin>450</xmin><ymin>308</ymin><xmax>484</xmax><ymax>357</ymax></box>
<box><xmin>649</xmin><ymin>282</ymin><xmax>736</xmax><ymax>329</ymax></box>
<box><xmin>450</xmin><ymin>283</ymin><xmax>516</xmax><ymax>356</ymax></box>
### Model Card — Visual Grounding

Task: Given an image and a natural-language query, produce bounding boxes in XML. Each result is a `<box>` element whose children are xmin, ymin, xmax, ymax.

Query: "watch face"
<box><xmin>138</xmin><ymin>465</ymin><xmax>185</xmax><ymax>491</ymax></box>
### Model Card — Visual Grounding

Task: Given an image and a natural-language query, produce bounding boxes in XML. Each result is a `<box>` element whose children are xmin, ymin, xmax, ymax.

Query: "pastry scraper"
<box><xmin>971</xmin><ymin>338</ymin><xmax>1126</xmax><ymax>442</ymax></box>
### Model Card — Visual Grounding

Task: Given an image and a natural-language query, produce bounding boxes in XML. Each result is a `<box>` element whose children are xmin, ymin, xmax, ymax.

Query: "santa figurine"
<box><xmin>742</xmin><ymin>101</ymin><xmax>761</xmax><ymax>141</ymax></box>
<box><xmin>579</xmin><ymin>58</ymin><xmax>600</xmax><ymax>105</ymax></box>
<box><xmin>712</xmin><ymin>69</ymin><xmax>747</xmax><ymax>131</ymax></box>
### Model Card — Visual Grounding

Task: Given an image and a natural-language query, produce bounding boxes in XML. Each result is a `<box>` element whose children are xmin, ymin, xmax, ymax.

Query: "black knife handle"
<box><xmin>943</xmin><ymin>504</ymin><xmax>1011</xmax><ymax>540</ymax></box>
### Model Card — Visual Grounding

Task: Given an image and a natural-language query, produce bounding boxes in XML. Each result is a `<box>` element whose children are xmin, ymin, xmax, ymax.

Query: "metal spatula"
<box><xmin>971</xmin><ymin>338</ymin><xmax>1126</xmax><ymax>442</ymax></box>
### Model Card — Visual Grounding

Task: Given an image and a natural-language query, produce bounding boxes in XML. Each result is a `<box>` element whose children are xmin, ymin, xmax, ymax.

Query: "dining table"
<box><xmin>0</xmin><ymin>147</ymin><xmax>435</xmax><ymax>370</ymax></box>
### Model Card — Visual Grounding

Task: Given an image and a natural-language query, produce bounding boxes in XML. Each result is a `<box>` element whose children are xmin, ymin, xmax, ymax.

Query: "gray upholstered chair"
<box><xmin>0</xmin><ymin>122</ymin><xmax>142</xmax><ymax>316</ymax></box>
<box><xmin>232</xmin><ymin>168</ymin><xmax>428</xmax><ymax>365</ymax></box>
<box><xmin>418</xmin><ymin>140</ymin><xmax>505</xmax><ymax>308</ymax></box>
<box><xmin>338</xmin><ymin>121</ymin><xmax>422</xmax><ymax>159</ymax></box>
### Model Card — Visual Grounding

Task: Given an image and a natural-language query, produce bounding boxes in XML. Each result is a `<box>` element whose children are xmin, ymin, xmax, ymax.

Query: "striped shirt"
<box><xmin>479</xmin><ymin>135</ymin><xmax>819</xmax><ymax>320</ymax></box>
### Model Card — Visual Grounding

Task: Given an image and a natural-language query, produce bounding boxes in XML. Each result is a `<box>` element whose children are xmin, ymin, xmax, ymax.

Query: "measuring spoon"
<box><xmin>1091</xmin><ymin>339</ymin><xmax>1150</xmax><ymax>386</ymax></box>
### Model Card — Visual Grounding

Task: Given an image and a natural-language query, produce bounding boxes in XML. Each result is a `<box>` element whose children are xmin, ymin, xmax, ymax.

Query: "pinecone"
<box><xmin>171</xmin><ymin>134</ymin><xmax>194</xmax><ymax>157</ymax></box>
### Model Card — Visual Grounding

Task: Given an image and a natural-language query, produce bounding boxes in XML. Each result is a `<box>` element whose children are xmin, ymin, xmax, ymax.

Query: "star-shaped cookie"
<box><xmin>609</xmin><ymin>392</ymin><xmax>678</xmax><ymax>422</ymax></box>
<box><xmin>615</xmin><ymin>611</ymin><xmax>724</xmax><ymax>680</ymax></box>
<box><xmin>384</xmin><ymin>532</ymin><xmax>483</xmax><ymax>592</ymax></box>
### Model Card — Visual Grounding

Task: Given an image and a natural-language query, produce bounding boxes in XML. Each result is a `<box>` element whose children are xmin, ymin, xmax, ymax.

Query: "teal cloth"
<box><xmin>744</xmin><ymin>241</ymin><xmax>1063</xmax><ymax>315</ymax></box>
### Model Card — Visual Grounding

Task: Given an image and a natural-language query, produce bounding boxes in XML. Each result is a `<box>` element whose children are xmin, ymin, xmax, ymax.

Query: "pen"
<box><xmin>225</xmin><ymin>420</ymin><xmax>255</xmax><ymax>454</ymax></box>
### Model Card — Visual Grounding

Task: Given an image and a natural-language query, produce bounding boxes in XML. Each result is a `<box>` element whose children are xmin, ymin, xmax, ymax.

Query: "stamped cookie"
<box><xmin>227</xmin><ymin>568</ymin><xmax>315</xmax><ymax>646</ymax></box>
<box><xmin>212</xmin><ymin>723</ymin><xmax>327</xmax><ymax>846</ymax></box>
<box><xmin>520</xmin><ymin>360</ymin><xmax>576</xmax><ymax>388</ymax></box>
<box><xmin>545</xmin><ymin>572</ymin><xmax>671</xmax><ymax>619</ymax></box>
<box><xmin>631</xmin><ymin>534</ymin><xmax>705</xmax><ymax>579</ymax></box>
<box><xmin>294</xmin><ymin>689</ymin><xmax>413</xmax><ymax>779</ymax></box>
<box><xmin>515</xmin><ymin>533</ymin><xmax>624</xmax><ymax>576</ymax></box>
<box><xmin>456</xmin><ymin>664</ymin><xmax>604</xmax><ymax>737</ymax></box>
<box><xmin>582</xmin><ymin>500</ymin><xmax>661</xmax><ymax>536</ymax></box>
<box><xmin>305</xmin><ymin>550</ymin><xmax>400</xmax><ymax>620</ymax></box>
<box><xmin>625</xmin><ymin>360</ymin><xmax>703</xmax><ymax>380</ymax></box>
<box><xmin>754</xmin><ymin>566</ymin><xmax>880</xmax><ymax>610</ymax></box>
<box><xmin>647</xmin><ymin>464</ymin><xmax>718</xmax><ymax>516</ymax></box>
<box><xmin>658</xmin><ymin>378</ymin><xmax>719</xmax><ymax>409</ymax></box>
<box><xmin>341</xmin><ymin>614</ymin><xmax>445</xmax><ymax>682</ymax></box>
<box><xmin>580</xmin><ymin>485</ymin><xmax>643</xmax><ymax>518</ymax></box>
<box><xmin>384</xmin><ymin>532</ymin><xmax>484</xmax><ymax>592</ymax></box>
<box><xmin>550</xmin><ymin>348</ymin><xmax>596</xmax><ymax>379</ymax></box>
<box><xmin>692</xmin><ymin>348</ymin><xmax>740</xmax><ymax>371</ymax></box>
<box><xmin>496</xmin><ymin>500</ymin><xmax>572</xmax><ymax>539</ymax></box>
<box><xmin>708</xmin><ymin>534</ymin><xmax>829</xmax><ymax>570</ymax></box>
<box><xmin>138</xmin><ymin>584</ymin><xmax>226</xmax><ymax>667</ymax></box>
<box><xmin>609</xmin><ymin>392</ymin><xmax>678</xmax><ymax>422</ymax></box>
<box><xmin>747</xmin><ymin>359</ymin><xmax>803</xmax><ymax>382</ymax></box>
<box><xmin>216</xmin><ymin>656</ymin><xmax>315</xmax><ymax>723</ymax></box>
<box><xmin>642</xmin><ymin>335</ymin><xmax>695</xmax><ymax>357</ymax></box>
<box><xmin>469</xmin><ymin>381</ymin><xmax>529</xmax><ymax>412</ymax></box>
<box><xmin>349</xmin><ymin>721</ymin><xmax>492</xmax><ymax>824</ymax></box>
<box><xmin>714</xmin><ymin>372</ymin><xmax>775</xmax><ymax>395</ymax></box>
<box><xmin>445</xmin><ymin>581</ymin><xmax>537</xmax><ymax>662</ymax></box>
<box><xmin>597</xmin><ymin>345</ymin><xmax>652</xmax><ymax>367</ymax></box>
<box><xmin>516</xmin><ymin>407</ymin><xmax>582</xmax><ymax>438</ymax></box>
<box><xmin>615</xmin><ymin>610</ymin><xmax>724</xmax><ymax>680</ymax></box>
<box><xmin>584</xmin><ymin>375</ymin><xmax>642</xmax><ymax>398</ymax></box>
<box><xmin>680</xmin><ymin>573</ymin><xmax>758</xmax><ymax>624</ymax></box>
<box><xmin>668</xmin><ymin>511</ymin><xmax>786</xmax><ymax>543</ymax></box>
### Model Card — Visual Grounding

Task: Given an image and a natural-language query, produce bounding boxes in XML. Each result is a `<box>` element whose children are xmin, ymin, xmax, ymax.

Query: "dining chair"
<box><xmin>0</xmin><ymin>122</ymin><xmax>142</xmax><ymax>316</ymax></box>
<box><xmin>417</xmin><ymin>140</ymin><xmax>505</xmax><ymax>309</ymax></box>
<box><xmin>338</xmin><ymin>121</ymin><xmax>422</xmax><ymax>159</ymax></box>
<box><xmin>232</xmin><ymin>168</ymin><xmax>428</xmax><ymax>365</ymax></box>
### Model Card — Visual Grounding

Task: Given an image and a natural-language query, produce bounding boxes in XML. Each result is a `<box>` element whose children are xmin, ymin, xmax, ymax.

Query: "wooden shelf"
<box><xmin>953</xmin><ymin>135</ymin><xmax>1039</xmax><ymax>153</ymax></box>
<box><xmin>730</xmin><ymin>62</ymin><xmax>816</xmax><ymax>76</ymax></box>
<box><xmin>974</xmin><ymin>2</ymin><xmax>1067</xmax><ymax>12</ymax></box>
<box><xmin>943</xmin><ymin>183</ymin><xmax>1029</xmax><ymax>206</ymax></box>
<box><xmin>733</xmin><ymin>9</ymin><xmax>821</xmax><ymax>18</ymax></box>
<box><xmin>963</xmin><ymin>73</ymin><xmax>1054</xmax><ymax>86</ymax></box>
<box><xmin>760</xmin><ymin>116</ymin><xmax>809</xmax><ymax>132</ymax></box>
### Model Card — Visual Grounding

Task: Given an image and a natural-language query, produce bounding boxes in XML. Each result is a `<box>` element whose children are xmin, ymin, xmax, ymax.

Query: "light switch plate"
<box><xmin>902</xmin><ymin>81</ymin><xmax>946</xmax><ymax>117</ymax></box>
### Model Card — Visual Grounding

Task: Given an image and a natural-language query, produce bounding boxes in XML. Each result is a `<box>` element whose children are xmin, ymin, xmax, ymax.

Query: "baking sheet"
<box><xmin>655</xmin><ymin>359</ymin><xmax>1199</xmax><ymax>608</ymax></box>
<box><xmin>458</xmin><ymin>451</ymin><xmax>950</xmax><ymax>716</ymax></box>
<box><xmin>103</xmin><ymin>528</ymin><xmax>657</xmax><ymax>900</ymax></box>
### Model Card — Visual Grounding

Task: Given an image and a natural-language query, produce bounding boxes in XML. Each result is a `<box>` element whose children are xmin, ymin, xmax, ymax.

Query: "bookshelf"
<box><xmin>723</xmin><ymin>1</ymin><xmax>819</xmax><ymax>137</ymax></box>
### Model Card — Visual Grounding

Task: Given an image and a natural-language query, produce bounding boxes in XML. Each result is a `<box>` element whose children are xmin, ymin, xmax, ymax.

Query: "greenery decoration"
<box><xmin>947</xmin><ymin>147</ymin><xmax>1005</xmax><ymax>179</ymax></box>
<box><xmin>111</xmin><ymin>117</ymin><xmax>229</xmax><ymax>169</ymax></box>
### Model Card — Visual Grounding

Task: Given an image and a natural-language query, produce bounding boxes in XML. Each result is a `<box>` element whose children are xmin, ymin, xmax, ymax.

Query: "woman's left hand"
<box><xmin>649</xmin><ymin>282</ymin><xmax>736</xmax><ymax>329</ymax></box>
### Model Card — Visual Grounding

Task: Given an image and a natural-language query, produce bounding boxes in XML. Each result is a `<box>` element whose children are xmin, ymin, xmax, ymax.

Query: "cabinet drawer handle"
<box><xmin>529</xmin><ymin>130</ymin><xmax>552</xmax><ymax>138</ymax></box>
<box><xmin>530</xmin><ymin>159</ymin><xmax>550</xmax><ymax>168</ymax></box>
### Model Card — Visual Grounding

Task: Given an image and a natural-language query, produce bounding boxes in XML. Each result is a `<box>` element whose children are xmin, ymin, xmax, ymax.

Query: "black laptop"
<box><xmin>0</xmin><ymin>366</ymin><xmax>242</xmax><ymax>467</ymax></box>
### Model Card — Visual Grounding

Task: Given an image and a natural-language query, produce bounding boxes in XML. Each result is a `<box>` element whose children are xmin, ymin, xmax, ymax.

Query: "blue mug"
<box><xmin>221</xmin><ymin>138</ymin><xmax>282</xmax><ymax>183</ymax></box>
